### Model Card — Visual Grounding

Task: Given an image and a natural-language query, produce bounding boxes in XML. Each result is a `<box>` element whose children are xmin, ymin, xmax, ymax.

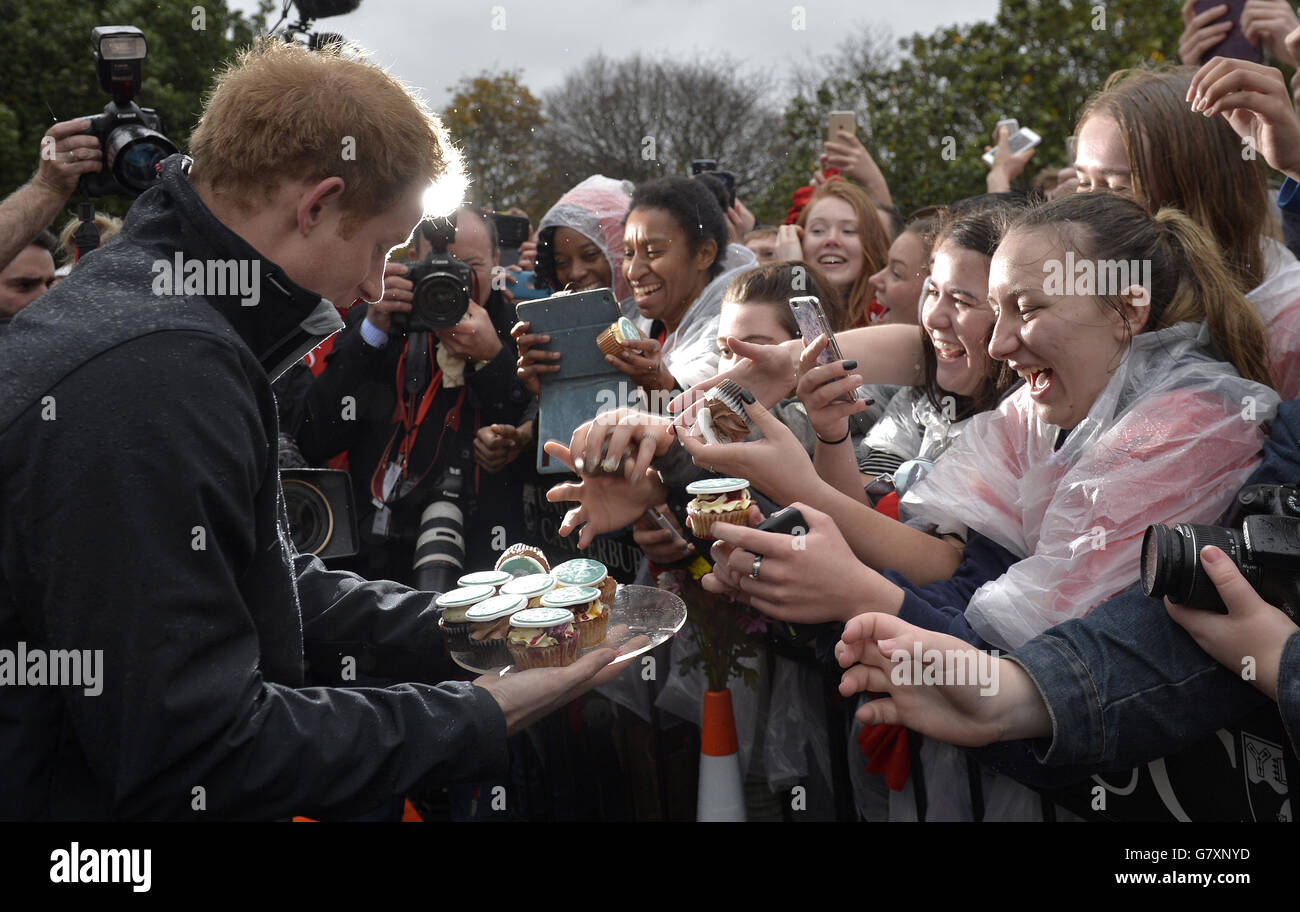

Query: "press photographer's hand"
<box><xmin>365</xmin><ymin>261</ymin><xmax>413</xmax><ymax>334</ymax></box>
<box><xmin>1166</xmin><ymin>544</ymin><xmax>1300</xmax><ymax>701</ymax></box>
<box><xmin>437</xmin><ymin>300</ymin><xmax>503</xmax><ymax>363</ymax></box>
<box><xmin>35</xmin><ymin>118</ymin><xmax>102</xmax><ymax>199</ymax></box>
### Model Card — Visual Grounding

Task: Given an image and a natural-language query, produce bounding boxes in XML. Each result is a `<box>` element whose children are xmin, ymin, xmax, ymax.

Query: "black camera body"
<box><xmin>281</xmin><ymin>467</ymin><xmax>359</xmax><ymax>560</ymax></box>
<box><xmin>76</xmin><ymin>26</ymin><xmax>177</xmax><ymax>198</ymax></box>
<box><xmin>393</xmin><ymin>216</ymin><xmax>475</xmax><ymax>333</ymax></box>
<box><xmin>690</xmin><ymin>159</ymin><xmax>737</xmax><ymax>208</ymax></box>
<box><xmin>1141</xmin><ymin>484</ymin><xmax>1300</xmax><ymax>620</ymax></box>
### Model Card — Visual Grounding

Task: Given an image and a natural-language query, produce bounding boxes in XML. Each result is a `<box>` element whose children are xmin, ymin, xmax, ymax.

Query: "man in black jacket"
<box><xmin>0</xmin><ymin>40</ymin><xmax>622</xmax><ymax>821</ymax></box>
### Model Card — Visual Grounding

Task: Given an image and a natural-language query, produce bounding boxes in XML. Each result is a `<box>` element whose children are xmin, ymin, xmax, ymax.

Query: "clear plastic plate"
<box><xmin>450</xmin><ymin>584</ymin><xmax>687</xmax><ymax>676</ymax></box>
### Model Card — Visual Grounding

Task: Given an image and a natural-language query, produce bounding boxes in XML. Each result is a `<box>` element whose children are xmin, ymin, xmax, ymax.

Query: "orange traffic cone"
<box><xmin>697</xmin><ymin>689</ymin><xmax>746</xmax><ymax>821</ymax></box>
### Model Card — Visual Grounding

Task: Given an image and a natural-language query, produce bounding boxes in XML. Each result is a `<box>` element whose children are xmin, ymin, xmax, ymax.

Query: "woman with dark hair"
<box><xmin>617</xmin><ymin>176</ymin><xmax>757</xmax><ymax>394</ymax></box>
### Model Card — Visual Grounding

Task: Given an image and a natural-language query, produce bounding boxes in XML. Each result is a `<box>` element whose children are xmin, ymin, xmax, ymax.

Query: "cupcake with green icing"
<box><xmin>457</xmin><ymin>569</ymin><xmax>513</xmax><ymax>592</ymax></box>
<box><xmin>501</xmin><ymin>572</ymin><xmax>557</xmax><ymax>608</ymax></box>
<box><xmin>541</xmin><ymin>585</ymin><xmax>607</xmax><ymax>648</ymax></box>
<box><xmin>494</xmin><ymin>544</ymin><xmax>551</xmax><ymax>578</ymax></box>
<box><xmin>551</xmin><ymin>558</ymin><xmax>616</xmax><ymax>608</ymax></box>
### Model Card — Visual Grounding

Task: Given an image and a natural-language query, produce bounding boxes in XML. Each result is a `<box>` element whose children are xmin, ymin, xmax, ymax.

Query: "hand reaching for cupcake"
<box><xmin>544</xmin><ymin>439</ymin><xmax>670</xmax><ymax>548</ymax></box>
<box><xmin>675</xmin><ymin>390</ymin><xmax>827</xmax><ymax>509</ymax></box>
<box><xmin>668</xmin><ymin>337</ymin><xmax>802</xmax><ymax>425</ymax></box>
<box><xmin>563</xmin><ymin>407</ymin><xmax>675</xmax><ymax>481</ymax></box>
<box><xmin>702</xmin><ymin>501</ymin><xmax>902</xmax><ymax>624</ymax></box>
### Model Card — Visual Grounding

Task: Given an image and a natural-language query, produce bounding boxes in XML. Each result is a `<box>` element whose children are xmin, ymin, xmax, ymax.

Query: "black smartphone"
<box><xmin>491</xmin><ymin>213</ymin><xmax>531</xmax><ymax>268</ymax></box>
<box><xmin>757</xmin><ymin>505</ymin><xmax>807</xmax><ymax>536</ymax></box>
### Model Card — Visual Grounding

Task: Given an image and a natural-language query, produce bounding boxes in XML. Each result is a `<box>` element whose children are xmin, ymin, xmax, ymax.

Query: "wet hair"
<box><xmin>721</xmin><ymin>260</ymin><xmax>846</xmax><ymax>339</ymax></box>
<box><xmin>920</xmin><ymin>198</ymin><xmax>1023</xmax><ymax>420</ymax></box>
<box><xmin>627</xmin><ymin>176</ymin><xmax>728</xmax><ymax>278</ymax></box>
<box><xmin>1001</xmin><ymin>192</ymin><xmax>1272</xmax><ymax>387</ymax></box>
<box><xmin>1076</xmin><ymin>65</ymin><xmax>1270</xmax><ymax>292</ymax></box>
<box><xmin>794</xmin><ymin>180</ymin><xmax>891</xmax><ymax>327</ymax></box>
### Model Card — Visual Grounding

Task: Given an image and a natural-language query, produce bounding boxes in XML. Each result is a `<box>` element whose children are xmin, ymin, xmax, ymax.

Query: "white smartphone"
<box><xmin>982</xmin><ymin>126</ymin><xmax>1042</xmax><ymax>167</ymax></box>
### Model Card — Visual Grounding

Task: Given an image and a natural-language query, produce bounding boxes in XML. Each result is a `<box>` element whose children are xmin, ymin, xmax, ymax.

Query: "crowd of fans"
<box><xmin>4</xmin><ymin>2</ymin><xmax>1300</xmax><ymax>821</ymax></box>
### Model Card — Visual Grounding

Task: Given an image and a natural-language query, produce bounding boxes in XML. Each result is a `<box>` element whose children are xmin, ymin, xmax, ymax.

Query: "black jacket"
<box><xmin>0</xmin><ymin>156</ymin><xmax>507</xmax><ymax>820</ymax></box>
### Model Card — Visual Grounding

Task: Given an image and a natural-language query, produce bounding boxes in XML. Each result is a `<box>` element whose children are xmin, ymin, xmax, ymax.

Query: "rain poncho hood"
<box><xmin>901</xmin><ymin>321</ymin><xmax>1279</xmax><ymax>650</ymax></box>
<box><xmin>1248</xmin><ymin>236</ymin><xmax>1300</xmax><ymax>400</ymax></box>
<box><xmin>537</xmin><ymin>175</ymin><xmax>633</xmax><ymax>301</ymax></box>
<box><xmin>620</xmin><ymin>242</ymin><xmax>758</xmax><ymax>389</ymax></box>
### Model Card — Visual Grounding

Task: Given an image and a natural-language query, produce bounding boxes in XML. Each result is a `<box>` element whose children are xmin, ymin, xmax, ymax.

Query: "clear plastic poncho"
<box><xmin>620</xmin><ymin>243</ymin><xmax>758</xmax><ymax>390</ymax></box>
<box><xmin>537</xmin><ymin>175</ymin><xmax>634</xmax><ymax>301</ymax></box>
<box><xmin>1248</xmin><ymin>237</ymin><xmax>1300</xmax><ymax>400</ymax></box>
<box><xmin>900</xmin><ymin>321</ymin><xmax>1279</xmax><ymax>650</ymax></box>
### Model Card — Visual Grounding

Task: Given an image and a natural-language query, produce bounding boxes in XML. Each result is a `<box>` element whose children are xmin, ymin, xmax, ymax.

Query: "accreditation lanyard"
<box><xmin>369</xmin><ymin>333</ymin><xmax>466</xmax><ymax>511</ymax></box>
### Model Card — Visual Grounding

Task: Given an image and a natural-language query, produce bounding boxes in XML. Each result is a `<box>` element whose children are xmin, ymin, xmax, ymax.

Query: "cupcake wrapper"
<box><xmin>467</xmin><ymin>637</ymin><xmax>511</xmax><ymax>669</ymax></box>
<box><xmin>707</xmin><ymin>381</ymin><xmax>761</xmax><ymax>441</ymax></box>
<box><xmin>597</xmin><ymin>576</ymin><xmax>617</xmax><ymax>607</ymax></box>
<box><xmin>508</xmin><ymin>635</ymin><xmax>580</xmax><ymax>669</ymax></box>
<box><xmin>686</xmin><ymin>505</ymin><xmax>749</xmax><ymax>538</ymax></box>
<box><xmin>575</xmin><ymin>611</ymin><xmax>610</xmax><ymax>649</ymax></box>
<box><xmin>596</xmin><ymin>327</ymin><xmax>628</xmax><ymax>358</ymax></box>
<box><xmin>439</xmin><ymin>617</ymin><xmax>473</xmax><ymax>654</ymax></box>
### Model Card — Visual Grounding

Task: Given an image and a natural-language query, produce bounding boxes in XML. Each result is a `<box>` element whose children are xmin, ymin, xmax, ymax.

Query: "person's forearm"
<box><xmin>812</xmin><ymin>435</ymin><xmax>870</xmax><ymax>505</ymax></box>
<box><xmin>836</xmin><ymin>325</ymin><xmax>926</xmax><ymax>386</ymax></box>
<box><xmin>0</xmin><ymin>178</ymin><xmax>69</xmax><ymax>268</ymax></box>
<box><xmin>849</xmin><ymin>159</ymin><xmax>892</xmax><ymax>208</ymax></box>
<box><xmin>803</xmin><ymin>479</ymin><xmax>962</xmax><ymax>582</ymax></box>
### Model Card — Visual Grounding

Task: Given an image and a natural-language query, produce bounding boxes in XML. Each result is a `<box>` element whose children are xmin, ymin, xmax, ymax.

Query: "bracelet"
<box><xmin>815</xmin><ymin>427</ymin><xmax>851</xmax><ymax>446</ymax></box>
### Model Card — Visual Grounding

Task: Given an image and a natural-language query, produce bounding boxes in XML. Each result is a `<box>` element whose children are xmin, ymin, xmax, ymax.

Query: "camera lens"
<box><xmin>411</xmin><ymin>273</ymin><xmax>470</xmax><ymax>331</ymax></box>
<box><xmin>282</xmin><ymin>478</ymin><xmax>335</xmax><ymax>555</ymax></box>
<box><xmin>106</xmin><ymin>124</ymin><xmax>177</xmax><ymax>194</ymax></box>
<box><xmin>413</xmin><ymin>500</ymin><xmax>465</xmax><ymax>593</ymax></box>
<box><xmin>1140</xmin><ymin>522</ymin><xmax>1242</xmax><ymax>610</ymax></box>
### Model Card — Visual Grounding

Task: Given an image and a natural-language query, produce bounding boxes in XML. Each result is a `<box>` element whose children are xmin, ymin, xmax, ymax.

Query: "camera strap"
<box><xmin>368</xmin><ymin>333</ymin><xmax>467</xmax><ymax>511</ymax></box>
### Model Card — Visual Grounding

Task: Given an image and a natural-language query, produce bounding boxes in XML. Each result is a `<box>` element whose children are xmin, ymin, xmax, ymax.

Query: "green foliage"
<box><xmin>770</xmin><ymin>0</ymin><xmax>1184</xmax><ymax>216</ymax></box>
<box><xmin>1</xmin><ymin>0</ymin><xmax>271</xmax><ymax>218</ymax></box>
<box><xmin>440</xmin><ymin>70</ymin><xmax>548</xmax><ymax>216</ymax></box>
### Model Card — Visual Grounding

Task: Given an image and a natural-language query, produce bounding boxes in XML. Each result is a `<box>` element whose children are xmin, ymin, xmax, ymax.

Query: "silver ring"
<box><xmin>749</xmin><ymin>554</ymin><xmax>763</xmax><ymax>581</ymax></box>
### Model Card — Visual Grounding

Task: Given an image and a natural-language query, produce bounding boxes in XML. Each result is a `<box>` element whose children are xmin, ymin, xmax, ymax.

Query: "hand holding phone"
<box><xmin>789</xmin><ymin>295</ymin><xmax>866</xmax><ymax>402</ymax></box>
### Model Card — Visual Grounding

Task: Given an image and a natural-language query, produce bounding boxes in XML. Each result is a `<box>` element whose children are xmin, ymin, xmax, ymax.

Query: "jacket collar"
<box><xmin>158</xmin><ymin>154</ymin><xmax>343</xmax><ymax>378</ymax></box>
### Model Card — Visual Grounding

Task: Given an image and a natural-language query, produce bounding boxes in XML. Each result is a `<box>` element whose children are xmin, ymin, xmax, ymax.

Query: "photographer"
<box><xmin>0</xmin><ymin>40</ymin><xmax>623</xmax><ymax>821</ymax></box>
<box><xmin>0</xmin><ymin>118</ymin><xmax>101</xmax><ymax>275</ymax></box>
<box><xmin>292</xmin><ymin>206</ymin><xmax>532</xmax><ymax>587</ymax></box>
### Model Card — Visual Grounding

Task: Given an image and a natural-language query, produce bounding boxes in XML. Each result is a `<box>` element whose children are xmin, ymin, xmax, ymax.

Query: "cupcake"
<box><xmin>464</xmin><ymin>594</ymin><xmax>528</xmax><ymax>668</ymax></box>
<box><xmin>696</xmin><ymin>379</ymin><xmax>760</xmax><ymax>445</ymax></box>
<box><xmin>500</xmin><ymin>572</ymin><xmax>557</xmax><ymax>608</ymax></box>
<box><xmin>435</xmin><ymin>584</ymin><xmax>497</xmax><ymax>653</ymax></box>
<box><xmin>596</xmin><ymin>316</ymin><xmax>644</xmax><ymax>358</ymax></box>
<box><xmin>541</xmin><ymin>585</ymin><xmax>607</xmax><ymax>649</ymax></box>
<box><xmin>551</xmin><ymin>558</ymin><xmax>616</xmax><ymax>608</ymax></box>
<box><xmin>507</xmin><ymin>607</ymin><xmax>581</xmax><ymax>669</ymax></box>
<box><xmin>457</xmin><ymin>569</ymin><xmax>514</xmax><ymax>592</ymax></box>
<box><xmin>495</xmin><ymin>544</ymin><xmax>551</xmax><ymax>578</ymax></box>
<box><xmin>685</xmin><ymin>477</ymin><xmax>753</xmax><ymax>538</ymax></box>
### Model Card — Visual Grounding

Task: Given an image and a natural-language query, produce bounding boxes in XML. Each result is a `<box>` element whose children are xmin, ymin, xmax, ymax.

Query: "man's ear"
<box><xmin>1118</xmin><ymin>282</ymin><xmax>1151</xmax><ymax>337</ymax></box>
<box><xmin>296</xmin><ymin>177</ymin><xmax>346</xmax><ymax>236</ymax></box>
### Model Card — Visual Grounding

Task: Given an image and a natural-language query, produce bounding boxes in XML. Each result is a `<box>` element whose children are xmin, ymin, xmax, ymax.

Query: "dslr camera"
<box><xmin>76</xmin><ymin>26</ymin><xmax>177</xmax><ymax>198</ymax></box>
<box><xmin>393</xmin><ymin>215</ymin><xmax>474</xmax><ymax>333</ymax></box>
<box><xmin>1141</xmin><ymin>483</ymin><xmax>1300</xmax><ymax>621</ymax></box>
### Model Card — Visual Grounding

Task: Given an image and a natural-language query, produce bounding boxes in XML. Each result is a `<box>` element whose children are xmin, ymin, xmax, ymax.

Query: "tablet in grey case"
<box><xmin>515</xmin><ymin>289</ymin><xmax>637</xmax><ymax>474</ymax></box>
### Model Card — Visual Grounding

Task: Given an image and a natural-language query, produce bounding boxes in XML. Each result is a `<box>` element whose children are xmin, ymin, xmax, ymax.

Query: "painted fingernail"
<box><xmin>573</xmin><ymin>456</ymin><xmax>586</xmax><ymax>473</ymax></box>
<box><xmin>739</xmin><ymin>387</ymin><xmax>755</xmax><ymax>404</ymax></box>
<box><xmin>842</xmin><ymin>360</ymin><xmax>858</xmax><ymax>370</ymax></box>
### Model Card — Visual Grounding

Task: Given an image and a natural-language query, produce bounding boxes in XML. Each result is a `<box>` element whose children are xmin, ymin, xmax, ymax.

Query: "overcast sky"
<box><xmin>231</xmin><ymin>0</ymin><xmax>1001</xmax><ymax>108</ymax></box>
